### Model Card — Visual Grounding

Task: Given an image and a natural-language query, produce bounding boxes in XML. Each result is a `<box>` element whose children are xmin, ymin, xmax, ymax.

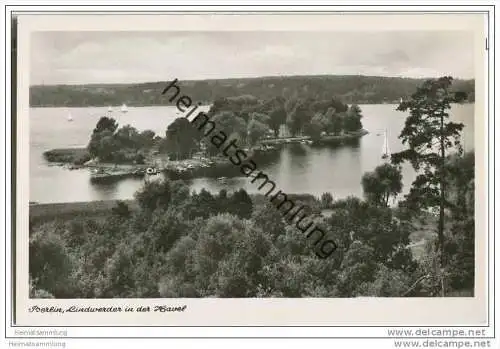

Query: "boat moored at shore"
<box><xmin>90</xmin><ymin>167</ymin><xmax>145</xmax><ymax>183</ymax></box>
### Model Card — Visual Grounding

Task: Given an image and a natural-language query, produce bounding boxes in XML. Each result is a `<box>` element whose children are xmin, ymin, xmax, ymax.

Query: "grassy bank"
<box><xmin>314</xmin><ymin>129</ymin><xmax>369</xmax><ymax>145</ymax></box>
<box><xmin>43</xmin><ymin>147</ymin><xmax>90</xmax><ymax>165</ymax></box>
<box><xmin>29</xmin><ymin>200</ymin><xmax>138</xmax><ymax>226</ymax></box>
<box><xmin>258</xmin><ymin>130</ymin><xmax>369</xmax><ymax>146</ymax></box>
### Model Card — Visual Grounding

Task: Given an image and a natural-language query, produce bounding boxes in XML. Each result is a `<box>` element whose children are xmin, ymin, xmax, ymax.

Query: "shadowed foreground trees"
<box><xmin>29</xmin><ymin>154</ymin><xmax>474</xmax><ymax>298</ymax></box>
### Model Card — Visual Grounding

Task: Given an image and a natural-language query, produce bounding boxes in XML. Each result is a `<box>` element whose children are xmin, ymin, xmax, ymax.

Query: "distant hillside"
<box><xmin>29</xmin><ymin>75</ymin><xmax>475</xmax><ymax>107</ymax></box>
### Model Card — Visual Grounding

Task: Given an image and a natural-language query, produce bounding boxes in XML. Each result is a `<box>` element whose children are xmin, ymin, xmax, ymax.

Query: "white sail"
<box><xmin>121</xmin><ymin>104</ymin><xmax>128</xmax><ymax>113</ymax></box>
<box><xmin>381</xmin><ymin>130</ymin><xmax>390</xmax><ymax>159</ymax></box>
<box><xmin>108</xmin><ymin>106</ymin><xmax>113</xmax><ymax>113</ymax></box>
<box><xmin>67</xmin><ymin>112</ymin><xmax>73</xmax><ymax>122</ymax></box>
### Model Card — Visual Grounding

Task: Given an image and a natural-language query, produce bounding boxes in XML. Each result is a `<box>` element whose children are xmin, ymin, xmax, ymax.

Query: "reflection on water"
<box><xmin>90</xmin><ymin>181</ymin><xmax>121</xmax><ymax>198</ymax></box>
<box><xmin>29</xmin><ymin>104</ymin><xmax>475</xmax><ymax>203</ymax></box>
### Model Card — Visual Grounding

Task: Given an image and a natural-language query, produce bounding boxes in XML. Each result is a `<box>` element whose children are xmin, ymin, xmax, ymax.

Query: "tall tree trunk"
<box><xmin>439</xmin><ymin>112</ymin><xmax>445</xmax><ymax>264</ymax></box>
<box><xmin>439</xmin><ymin>110</ymin><xmax>446</xmax><ymax>296</ymax></box>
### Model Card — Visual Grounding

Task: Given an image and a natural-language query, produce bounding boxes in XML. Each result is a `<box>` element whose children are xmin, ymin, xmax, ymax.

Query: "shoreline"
<box><xmin>29</xmin><ymin>199</ymin><xmax>137</xmax><ymax>225</ymax></box>
<box><xmin>42</xmin><ymin>130</ymin><xmax>369</xmax><ymax>182</ymax></box>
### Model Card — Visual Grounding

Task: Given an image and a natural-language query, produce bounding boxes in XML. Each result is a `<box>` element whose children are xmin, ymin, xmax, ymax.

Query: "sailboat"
<box><xmin>67</xmin><ymin>112</ymin><xmax>73</xmax><ymax>122</ymax></box>
<box><xmin>381</xmin><ymin>129</ymin><xmax>390</xmax><ymax>160</ymax></box>
<box><xmin>107</xmin><ymin>106</ymin><xmax>113</xmax><ymax>113</ymax></box>
<box><xmin>121</xmin><ymin>104</ymin><xmax>128</xmax><ymax>113</ymax></box>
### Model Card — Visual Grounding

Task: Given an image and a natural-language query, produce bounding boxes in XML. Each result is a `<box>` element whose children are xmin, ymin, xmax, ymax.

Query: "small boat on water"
<box><xmin>146</xmin><ymin>167</ymin><xmax>159</xmax><ymax>175</ymax></box>
<box><xmin>132</xmin><ymin>168</ymin><xmax>146</xmax><ymax>176</ymax></box>
<box><xmin>218</xmin><ymin>177</ymin><xmax>227</xmax><ymax>182</ymax></box>
<box><xmin>121</xmin><ymin>104</ymin><xmax>128</xmax><ymax>113</ymax></box>
<box><xmin>381</xmin><ymin>129</ymin><xmax>390</xmax><ymax>160</ymax></box>
<box><xmin>90</xmin><ymin>167</ymin><xmax>142</xmax><ymax>183</ymax></box>
<box><xmin>67</xmin><ymin>112</ymin><xmax>73</xmax><ymax>122</ymax></box>
<box><xmin>108</xmin><ymin>106</ymin><xmax>113</xmax><ymax>113</ymax></box>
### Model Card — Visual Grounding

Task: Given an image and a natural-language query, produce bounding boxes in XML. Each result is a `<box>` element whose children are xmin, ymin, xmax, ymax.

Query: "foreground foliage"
<box><xmin>30</xmin><ymin>152</ymin><xmax>474</xmax><ymax>298</ymax></box>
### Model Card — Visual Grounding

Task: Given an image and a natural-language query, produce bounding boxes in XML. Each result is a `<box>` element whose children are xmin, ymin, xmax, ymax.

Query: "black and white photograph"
<box><xmin>26</xmin><ymin>27</ymin><xmax>478</xmax><ymax>301</ymax></box>
<box><xmin>4</xmin><ymin>4</ymin><xmax>497</xmax><ymax>347</ymax></box>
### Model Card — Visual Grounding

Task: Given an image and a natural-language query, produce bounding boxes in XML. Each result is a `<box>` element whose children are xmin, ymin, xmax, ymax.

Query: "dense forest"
<box><xmin>29</xmin><ymin>75</ymin><xmax>475</xmax><ymax>107</ymax></box>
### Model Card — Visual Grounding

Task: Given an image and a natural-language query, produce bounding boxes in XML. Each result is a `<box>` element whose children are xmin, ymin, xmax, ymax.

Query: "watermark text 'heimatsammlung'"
<box><xmin>161</xmin><ymin>79</ymin><xmax>338</xmax><ymax>259</ymax></box>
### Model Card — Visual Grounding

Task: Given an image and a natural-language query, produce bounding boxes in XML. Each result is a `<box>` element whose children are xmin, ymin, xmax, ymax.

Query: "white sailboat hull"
<box><xmin>381</xmin><ymin>130</ymin><xmax>390</xmax><ymax>160</ymax></box>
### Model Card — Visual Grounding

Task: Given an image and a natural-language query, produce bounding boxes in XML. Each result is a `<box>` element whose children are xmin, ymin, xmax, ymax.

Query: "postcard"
<box><xmin>11</xmin><ymin>10</ymin><xmax>489</xmax><ymax>328</ymax></box>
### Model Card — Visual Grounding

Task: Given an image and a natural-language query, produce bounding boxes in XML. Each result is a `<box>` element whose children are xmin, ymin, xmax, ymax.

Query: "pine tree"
<box><xmin>391</xmin><ymin>76</ymin><xmax>466</xmax><ymax>269</ymax></box>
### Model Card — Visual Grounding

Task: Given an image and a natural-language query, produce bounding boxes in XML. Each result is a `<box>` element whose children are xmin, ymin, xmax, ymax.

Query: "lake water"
<box><xmin>29</xmin><ymin>104</ymin><xmax>474</xmax><ymax>204</ymax></box>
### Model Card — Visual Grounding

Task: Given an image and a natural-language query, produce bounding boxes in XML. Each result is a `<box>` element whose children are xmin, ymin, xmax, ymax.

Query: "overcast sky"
<box><xmin>30</xmin><ymin>31</ymin><xmax>474</xmax><ymax>85</ymax></box>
